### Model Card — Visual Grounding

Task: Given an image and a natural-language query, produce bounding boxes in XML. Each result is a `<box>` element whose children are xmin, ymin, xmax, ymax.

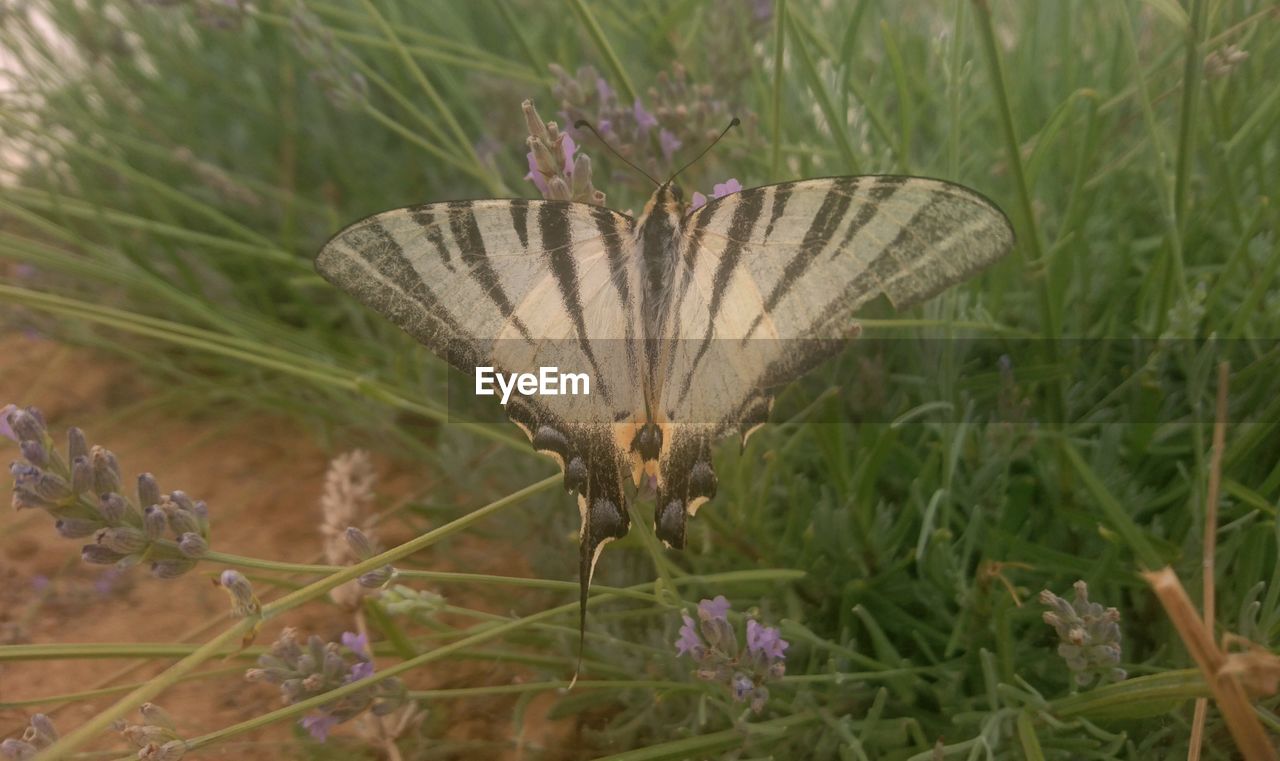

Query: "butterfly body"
<box><xmin>317</xmin><ymin>174</ymin><xmax>1014</xmax><ymax>638</ymax></box>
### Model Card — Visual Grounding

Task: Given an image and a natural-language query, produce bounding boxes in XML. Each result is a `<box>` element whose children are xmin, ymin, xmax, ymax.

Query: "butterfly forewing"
<box><xmin>648</xmin><ymin>176</ymin><xmax>1013</xmax><ymax>546</ymax></box>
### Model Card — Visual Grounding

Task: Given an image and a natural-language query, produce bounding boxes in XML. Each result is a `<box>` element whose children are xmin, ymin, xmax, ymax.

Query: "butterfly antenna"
<box><xmin>667</xmin><ymin>116</ymin><xmax>740</xmax><ymax>184</ymax></box>
<box><xmin>574</xmin><ymin>120</ymin><xmax>659</xmax><ymax>187</ymax></box>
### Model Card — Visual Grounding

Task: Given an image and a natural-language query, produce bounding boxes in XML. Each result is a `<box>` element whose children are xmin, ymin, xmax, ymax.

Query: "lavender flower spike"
<box><xmin>675</xmin><ymin>597</ymin><xmax>788</xmax><ymax>713</ymax></box>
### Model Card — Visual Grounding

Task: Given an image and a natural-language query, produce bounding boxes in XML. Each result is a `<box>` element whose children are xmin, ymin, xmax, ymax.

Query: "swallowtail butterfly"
<box><xmin>316</xmin><ymin>171</ymin><xmax>1014</xmax><ymax>645</ymax></box>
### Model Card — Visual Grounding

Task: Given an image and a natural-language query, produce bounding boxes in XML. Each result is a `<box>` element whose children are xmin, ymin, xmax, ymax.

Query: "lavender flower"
<box><xmin>1041</xmin><ymin>581</ymin><xmax>1126</xmax><ymax>687</ymax></box>
<box><xmin>4</xmin><ymin>405</ymin><xmax>212</xmax><ymax>579</ymax></box>
<box><xmin>674</xmin><ymin>597</ymin><xmax>787</xmax><ymax>713</ymax></box>
<box><xmin>522</xmin><ymin>99</ymin><xmax>604</xmax><ymax>205</ymax></box>
<box><xmin>690</xmin><ymin>178</ymin><xmax>743</xmax><ymax>210</ymax></box>
<box><xmin>247</xmin><ymin>628</ymin><xmax>407</xmax><ymax>743</ymax></box>
<box><xmin>550</xmin><ymin>64</ymin><xmax>752</xmax><ymax>185</ymax></box>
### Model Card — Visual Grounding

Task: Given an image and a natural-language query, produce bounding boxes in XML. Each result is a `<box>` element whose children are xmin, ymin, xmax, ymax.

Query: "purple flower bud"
<box><xmin>56</xmin><ymin>517</ymin><xmax>102</xmax><ymax>538</ymax></box>
<box><xmin>546</xmin><ymin>176</ymin><xmax>571</xmax><ymax>201</ymax></box>
<box><xmin>150</xmin><ymin>559</ymin><xmax>196</xmax><ymax>579</ymax></box>
<box><xmin>1</xmin><ymin>739</ymin><xmax>38</xmax><ymax>760</ymax></box>
<box><xmin>219</xmin><ymin>570</ymin><xmax>259</xmax><ymax>616</ymax></box>
<box><xmin>143</xmin><ymin>505</ymin><xmax>166</xmax><ymax>540</ymax></box>
<box><xmin>20</xmin><ymin>439</ymin><xmax>47</xmax><ymax>467</ymax></box>
<box><xmin>99</xmin><ymin>492</ymin><xmax>128</xmax><ymax>523</ymax></box>
<box><xmin>142</xmin><ymin>739</ymin><xmax>187</xmax><ymax>761</ymax></box>
<box><xmin>71</xmin><ymin>455</ymin><xmax>93</xmax><ymax>494</ymax></box>
<box><xmin>322</xmin><ymin>650</ymin><xmax>345</xmax><ymax>681</ymax></box>
<box><xmin>91</xmin><ymin>446</ymin><xmax>122</xmax><ymax>495</ymax></box>
<box><xmin>749</xmin><ymin>684</ymin><xmax>770</xmax><ymax>713</ymax></box>
<box><xmin>97</xmin><ymin>526</ymin><xmax>148</xmax><ymax>554</ymax></box>
<box><xmin>168</xmin><ymin>508</ymin><xmax>201</xmax><ymax>537</ymax></box>
<box><xmin>82</xmin><ymin>544</ymin><xmax>127</xmax><ymax>565</ymax></box>
<box><xmin>28</xmin><ymin>714</ymin><xmax>57</xmax><ymax>746</ymax></box>
<box><xmin>528</xmin><ymin>136</ymin><xmax>557</xmax><ymax>176</ymax></box>
<box><xmin>137</xmin><ymin>473</ymin><xmax>161</xmax><ymax>508</ymax></box>
<box><xmin>9</xmin><ymin>407</ymin><xmax>47</xmax><ymax>443</ymax></box>
<box><xmin>34</xmin><ymin>471</ymin><xmax>72</xmax><ymax>502</ymax></box>
<box><xmin>177</xmin><ymin>532</ymin><xmax>208</xmax><ymax>558</ymax></box>
<box><xmin>139</xmin><ymin>703</ymin><xmax>176</xmax><ymax>732</ymax></box>
<box><xmin>67</xmin><ymin>426</ymin><xmax>88</xmax><ymax>461</ymax></box>
<box><xmin>521</xmin><ymin>99</ymin><xmax>551</xmax><ymax>146</ymax></box>
<box><xmin>731</xmin><ymin>672</ymin><xmax>754</xmax><ymax>701</ymax></box>
<box><xmin>358</xmin><ymin>566</ymin><xmax>393</xmax><ymax>588</ymax></box>
<box><xmin>169</xmin><ymin>491</ymin><xmax>195</xmax><ymax>512</ymax></box>
<box><xmin>344</xmin><ymin>527</ymin><xmax>376</xmax><ymax>560</ymax></box>
<box><xmin>11</xmin><ymin>462</ymin><xmax>40</xmax><ymax>486</ymax></box>
<box><xmin>0</xmin><ymin>403</ymin><xmax>17</xmax><ymax>442</ymax></box>
<box><xmin>12</xmin><ymin>488</ymin><xmax>51</xmax><ymax>510</ymax></box>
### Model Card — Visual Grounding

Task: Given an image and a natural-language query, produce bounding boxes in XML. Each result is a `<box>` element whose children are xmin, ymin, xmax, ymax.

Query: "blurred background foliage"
<box><xmin>2</xmin><ymin>0</ymin><xmax>1279</xmax><ymax>758</ymax></box>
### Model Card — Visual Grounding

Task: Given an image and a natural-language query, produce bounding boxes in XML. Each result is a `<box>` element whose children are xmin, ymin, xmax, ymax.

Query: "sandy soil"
<box><xmin>0</xmin><ymin>332</ymin><xmax>583</xmax><ymax>759</ymax></box>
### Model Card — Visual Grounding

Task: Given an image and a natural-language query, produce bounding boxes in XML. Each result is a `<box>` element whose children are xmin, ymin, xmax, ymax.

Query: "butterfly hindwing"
<box><xmin>650</xmin><ymin>176</ymin><xmax>1014</xmax><ymax>546</ymax></box>
<box><xmin>316</xmin><ymin>200</ymin><xmax>645</xmax><ymax>619</ymax></box>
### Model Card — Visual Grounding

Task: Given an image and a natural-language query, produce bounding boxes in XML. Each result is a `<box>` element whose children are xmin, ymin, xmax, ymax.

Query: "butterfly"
<box><xmin>316</xmin><ymin>173</ymin><xmax>1014</xmax><ymax>646</ymax></box>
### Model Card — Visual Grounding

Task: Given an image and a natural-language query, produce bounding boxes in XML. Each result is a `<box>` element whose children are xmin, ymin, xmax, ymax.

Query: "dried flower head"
<box><xmin>4</xmin><ymin>405</ymin><xmax>212</xmax><ymax>579</ymax></box>
<box><xmin>318</xmin><ymin>450</ymin><xmax>378</xmax><ymax>607</ymax></box>
<box><xmin>674</xmin><ymin>596</ymin><xmax>787</xmax><ymax>713</ymax></box>
<box><xmin>1041</xmin><ymin>580</ymin><xmax>1126</xmax><ymax>687</ymax></box>
<box><xmin>114</xmin><ymin>702</ymin><xmax>186</xmax><ymax>760</ymax></box>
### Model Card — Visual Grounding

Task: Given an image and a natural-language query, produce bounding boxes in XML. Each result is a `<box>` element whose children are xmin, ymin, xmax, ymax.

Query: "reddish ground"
<box><xmin>0</xmin><ymin>333</ymin><xmax>581</xmax><ymax>759</ymax></box>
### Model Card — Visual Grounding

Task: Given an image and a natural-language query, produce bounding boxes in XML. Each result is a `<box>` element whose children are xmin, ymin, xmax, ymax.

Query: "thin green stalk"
<box><xmin>789</xmin><ymin>15</ymin><xmax>860</xmax><ymax>173</ymax></box>
<box><xmin>970</xmin><ymin>0</ymin><xmax>1064</xmax><ymax>425</ymax></box>
<box><xmin>1060</xmin><ymin>439</ymin><xmax>1164</xmax><ymax>569</ymax></box>
<box><xmin>357</xmin><ymin>0</ymin><xmax>488</xmax><ymax>169</ymax></box>
<box><xmin>1172</xmin><ymin>0</ymin><xmax>1207</xmax><ymax>230</ymax></box>
<box><xmin>0</xmin><ymin>284</ymin><xmax>526</xmax><ymax>452</ymax></box>
<box><xmin>568</xmin><ymin>0</ymin><xmax>638</xmax><ymax>105</ymax></box>
<box><xmin>2</xmin><ymin>187</ymin><xmax>301</xmax><ymax>267</ymax></box>
<box><xmin>770</xmin><ymin>0</ymin><xmax>788</xmax><ymax>178</ymax></box>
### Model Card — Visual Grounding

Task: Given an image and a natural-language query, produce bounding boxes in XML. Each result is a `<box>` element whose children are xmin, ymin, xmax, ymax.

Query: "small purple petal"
<box><xmin>690</xmin><ymin>191</ymin><xmax>708</xmax><ymax>210</ymax></box>
<box><xmin>732</xmin><ymin>673</ymin><xmax>754</xmax><ymax>701</ymax></box>
<box><xmin>633</xmin><ymin>100</ymin><xmax>658</xmax><ymax>132</ymax></box>
<box><xmin>659</xmin><ymin>129</ymin><xmax>682</xmax><ymax>161</ymax></box>
<box><xmin>747</xmin><ymin>619</ymin><xmax>789</xmax><ymax>660</ymax></box>
<box><xmin>341</xmin><ymin>631</ymin><xmax>369</xmax><ymax>658</ymax></box>
<box><xmin>347</xmin><ymin>659</ymin><xmax>375</xmax><ymax>682</ymax></box>
<box><xmin>561</xmin><ymin>133</ymin><xmax>577</xmax><ymax>174</ymax></box>
<box><xmin>596</xmin><ymin>76</ymin><xmax>614</xmax><ymax>103</ymax></box>
<box><xmin>698</xmin><ymin>595</ymin><xmax>731</xmax><ymax>622</ymax></box>
<box><xmin>300</xmin><ymin>713</ymin><xmax>339</xmax><ymax>742</ymax></box>
<box><xmin>675</xmin><ymin>612</ymin><xmax>702</xmax><ymax>656</ymax></box>
<box><xmin>0</xmin><ymin>404</ymin><xmax>17</xmax><ymax>442</ymax></box>
<box><xmin>712</xmin><ymin>178</ymin><xmax>743</xmax><ymax>198</ymax></box>
<box><xmin>525</xmin><ymin>152</ymin><xmax>548</xmax><ymax>194</ymax></box>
